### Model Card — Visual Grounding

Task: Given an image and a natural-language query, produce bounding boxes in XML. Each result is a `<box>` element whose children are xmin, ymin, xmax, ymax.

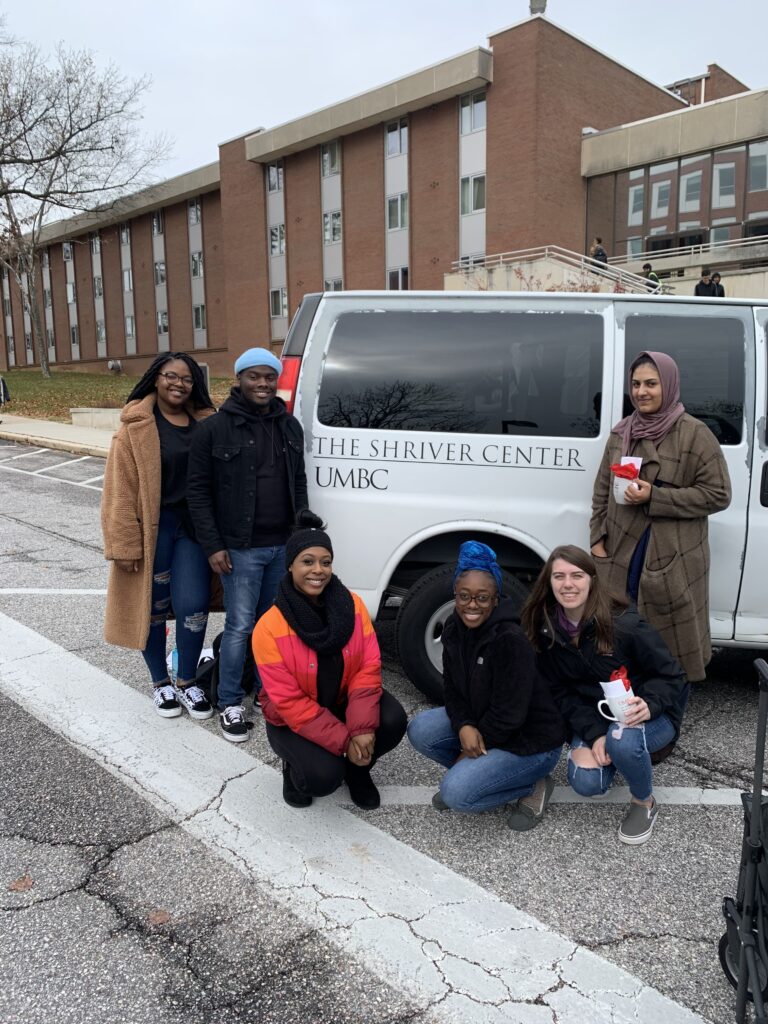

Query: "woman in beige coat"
<box><xmin>590</xmin><ymin>351</ymin><xmax>731</xmax><ymax>683</ymax></box>
<box><xmin>102</xmin><ymin>353</ymin><xmax>216</xmax><ymax>719</ymax></box>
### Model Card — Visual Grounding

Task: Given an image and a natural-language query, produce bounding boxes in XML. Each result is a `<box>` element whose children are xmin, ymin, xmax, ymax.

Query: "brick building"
<box><xmin>0</xmin><ymin>14</ymin><xmax>751</xmax><ymax>376</ymax></box>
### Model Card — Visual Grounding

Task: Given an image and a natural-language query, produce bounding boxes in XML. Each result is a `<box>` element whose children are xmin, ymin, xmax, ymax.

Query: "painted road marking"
<box><xmin>0</xmin><ymin>447</ymin><xmax>48</xmax><ymax>462</ymax></box>
<box><xmin>31</xmin><ymin>455</ymin><xmax>92</xmax><ymax>474</ymax></box>
<box><xmin>80</xmin><ymin>474</ymin><xmax>105</xmax><ymax>485</ymax></box>
<box><xmin>0</xmin><ymin>611</ymin><xmax>706</xmax><ymax>1024</ymax></box>
<box><xmin>0</xmin><ymin>588</ymin><xmax>108</xmax><ymax>595</ymax></box>
<box><xmin>0</xmin><ymin>461</ymin><xmax>103</xmax><ymax>491</ymax></box>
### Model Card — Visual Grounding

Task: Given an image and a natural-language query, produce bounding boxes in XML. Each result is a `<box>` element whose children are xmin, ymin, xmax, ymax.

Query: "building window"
<box><xmin>122</xmin><ymin>268</ymin><xmax>133</xmax><ymax>292</ymax></box>
<box><xmin>41</xmin><ymin>289</ymin><xmax>51</xmax><ymax>309</ymax></box>
<box><xmin>626</xmin><ymin>237</ymin><xmax>644</xmax><ymax>257</ymax></box>
<box><xmin>267</xmin><ymin>161</ymin><xmax>283</xmax><ymax>192</ymax></box>
<box><xmin>66</xmin><ymin>282</ymin><xmax>76</xmax><ymax>304</ymax></box>
<box><xmin>154</xmin><ymin>260</ymin><xmax>166</xmax><ymax>285</ymax></box>
<box><xmin>120</xmin><ymin>223</ymin><xmax>130</xmax><ymax>245</ymax></box>
<box><xmin>713</xmin><ymin>163</ymin><xmax>736</xmax><ymax>208</ymax></box>
<box><xmin>152</xmin><ymin>210</ymin><xmax>164</xmax><ymax>236</ymax></box>
<box><xmin>46</xmin><ymin>327</ymin><xmax>54</xmax><ymax>349</ymax></box>
<box><xmin>62</xmin><ymin>242</ymin><xmax>72</xmax><ymax>261</ymax></box>
<box><xmin>41</xmin><ymin>250</ymin><xmax>49</xmax><ymax>269</ymax></box>
<box><xmin>679</xmin><ymin>171</ymin><xmax>702</xmax><ymax>213</ymax></box>
<box><xmin>628</xmin><ymin>184</ymin><xmax>645</xmax><ymax>226</ymax></box>
<box><xmin>3</xmin><ymin>297</ymin><xmax>10</xmax><ymax>316</ymax></box>
<box><xmin>25</xmin><ymin>332</ymin><xmax>32</xmax><ymax>351</ymax></box>
<box><xmin>125</xmin><ymin>315</ymin><xmax>135</xmax><ymax>338</ymax></box>
<box><xmin>93</xmin><ymin>276</ymin><xmax>103</xmax><ymax>298</ymax></box>
<box><xmin>323</xmin><ymin>210</ymin><xmax>342</xmax><ymax>244</ymax></box>
<box><xmin>70</xmin><ymin>325</ymin><xmax>79</xmax><ymax>348</ymax></box>
<box><xmin>191</xmin><ymin>251</ymin><xmax>204</xmax><ymax>277</ymax></box>
<box><xmin>386</xmin><ymin>118</ymin><xmax>408</xmax><ymax>157</ymax></box>
<box><xmin>193</xmin><ymin>304</ymin><xmax>206</xmax><ymax>330</ymax></box>
<box><xmin>710</xmin><ymin>225</ymin><xmax>732</xmax><ymax>244</ymax></box>
<box><xmin>269</xmin><ymin>225</ymin><xmax>285</xmax><ymax>256</ymax></box>
<box><xmin>387</xmin><ymin>193</ymin><xmax>409</xmax><ymax>230</ymax></box>
<box><xmin>460</xmin><ymin>90</ymin><xmax>486</xmax><ymax>135</ymax></box>
<box><xmin>188</xmin><ymin>198</ymin><xmax>202</xmax><ymax>224</ymax></box>
<box><xmin>651</xmin><ymin>180</ymin><xmax>671</xmax><ymax>218</ymax></box>
<box><xmin>156</xmin><ymin>310</ymin><xmax>169</xmax><ymax>335</ymax></box>
<box><xmin>324</xmin><ymin>278</ymin><xmax>343</xmax><ymax>291</ymax></box>
<box><xmin>90</xmin><ymin>233</ymin><xmax>101</xmax><ymax>255</ymax></box>
<box><xmin>270</xmin><ymin>287</ymin><xmax>288</xmax><ymax>318</ymax></box>
<box><xmin>6</xmin><ymin>334</ymin><xmax>12</xmax><ymax>352</ymax></box>
<box><xmin>321</xmin><ymin>140</ymin><xmax>341</xmax><ymax>177</ymax></box>
<box><xmin>96</xmin><ymin>320</ymin><xmax>106</xmax><ymax>343</ymax></box>
<box><xmin>460</xmin><ymin>175</ymin><xmax>486</xmax><ymax>215</ymax></box>
<box><xmin>387</xmin><ymin>267</ymin><xmax>409</xmax><ymax>290</ymax></box>
<box><xmin>749</xmin><ymin>141</ymin><xmax>768</xmax><ymax>192</ymax></box>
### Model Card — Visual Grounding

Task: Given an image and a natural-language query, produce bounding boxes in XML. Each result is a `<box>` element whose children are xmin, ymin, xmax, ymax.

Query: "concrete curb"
<box><xmin>0</xmin><ymin>430</ymin><xmax>109</xmax><ymax>459</ymax></box>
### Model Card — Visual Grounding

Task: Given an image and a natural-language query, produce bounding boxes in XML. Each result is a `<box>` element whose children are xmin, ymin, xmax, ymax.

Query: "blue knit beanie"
<box><xmin>234</xmin><ymin>347</ymin><xmax>282</xmax><ymax>376</ymax></box>
<box><xmin>453</xmin><ymin>540</ymin><xmax>503</xmax><ymax>595</ymax></box>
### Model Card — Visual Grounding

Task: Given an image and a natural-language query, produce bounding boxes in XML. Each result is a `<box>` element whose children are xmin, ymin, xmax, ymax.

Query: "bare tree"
<box><xmin>0</xmin><ymin>41</ymin><xmax>169</xmax><ymax>377</ymax></box>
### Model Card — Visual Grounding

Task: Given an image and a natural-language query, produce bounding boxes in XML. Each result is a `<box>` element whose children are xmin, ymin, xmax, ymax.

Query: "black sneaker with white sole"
<box><xmin>174</xmin><ymin>684</ymin><xmax>214</xmax><ymax>720</ymax></box>
<box><xmin>219</xmin><ymin>705</ymin><xmax>250</xmax><ymax>742</ymax></box>
<box><xmin>153</xmin><ymin>684</ymin><xmax>182</xmax><ymax>718</ymax></box>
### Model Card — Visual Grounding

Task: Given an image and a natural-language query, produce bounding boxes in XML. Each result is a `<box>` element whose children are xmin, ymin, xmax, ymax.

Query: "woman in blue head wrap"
<box><xmin>407</xmin><ymin>541</ymin><xmax>566</xmax><ymax>831</ymax></box>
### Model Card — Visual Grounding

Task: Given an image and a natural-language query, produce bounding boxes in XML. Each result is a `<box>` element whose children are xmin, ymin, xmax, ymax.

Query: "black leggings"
<box><xmin>265</xmin><ymin>690</ymin><xmax>407</xmax><ymax>797</ymax></box>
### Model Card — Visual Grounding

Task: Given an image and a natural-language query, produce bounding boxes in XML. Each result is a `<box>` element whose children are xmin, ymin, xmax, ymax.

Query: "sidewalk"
<box><xmin>0</xmin><ymin>413</ymin><xmax>114</xmax><ymax>458</ymax></box>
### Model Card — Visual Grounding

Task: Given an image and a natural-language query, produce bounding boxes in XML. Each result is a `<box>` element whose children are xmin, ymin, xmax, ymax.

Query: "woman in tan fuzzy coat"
<box><xmin>590</xmin><ymin>351</ymin><xmax>731</xmax><ymax>683</ymax></box>
<box><xmin>102</xmin><ymin>352</ymin><xmax>218</xmax><ymax>720</ymax></box>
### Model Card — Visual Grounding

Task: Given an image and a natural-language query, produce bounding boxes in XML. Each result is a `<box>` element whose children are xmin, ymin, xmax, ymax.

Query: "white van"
<box><xmin>278</xmin><ymin>290</ymin><xmax>767</xmax><ymax>701</ymax></box>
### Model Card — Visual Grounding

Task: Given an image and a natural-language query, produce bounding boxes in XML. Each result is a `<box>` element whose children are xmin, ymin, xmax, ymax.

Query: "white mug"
<box><xmin>598</xmin><ymin>695</ymin><xmax>631</xmax><ymax>723</ymax></box>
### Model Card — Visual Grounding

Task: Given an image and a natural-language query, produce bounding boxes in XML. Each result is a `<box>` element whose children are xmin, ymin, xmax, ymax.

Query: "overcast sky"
<box><xmin>7</xmin><ymin>0</ymin><xmax>766</xmax><ymax>178</ymax></box>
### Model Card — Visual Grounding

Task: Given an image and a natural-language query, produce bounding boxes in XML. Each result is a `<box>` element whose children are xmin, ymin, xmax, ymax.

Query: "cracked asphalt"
<box><xmin>0</xmin><ymin>442</ymin><xmax>759</xmax><ymax>1023</ymax></box>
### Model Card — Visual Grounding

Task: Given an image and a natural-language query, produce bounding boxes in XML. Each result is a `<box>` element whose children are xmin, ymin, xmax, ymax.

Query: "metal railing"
<box><xmin>608</xmin><ymin>232</ymin><xmax>768</xmax><ymax>268</ymax></box>
<box><xmin>449</xmin><ymin>244</ymin><xmax>660</xmax><ymax>294</ymax></box>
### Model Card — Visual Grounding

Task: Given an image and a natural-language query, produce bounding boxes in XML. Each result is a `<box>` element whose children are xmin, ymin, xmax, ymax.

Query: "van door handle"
<box><xmin>762</xmin><ymin>464</ymin><xmax>768</xmax><ymax>507</ymax></box>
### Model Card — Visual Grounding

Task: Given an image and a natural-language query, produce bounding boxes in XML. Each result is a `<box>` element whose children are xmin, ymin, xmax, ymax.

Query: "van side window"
<box><xmin>318</xmin><ymin>311</ymin><xmax>603</xmax><ymax>437</ymax></box>
<box><xmin>624</xmin><ymin>316</ymin><xmax>745</xmax><ymax>445</ymax></box>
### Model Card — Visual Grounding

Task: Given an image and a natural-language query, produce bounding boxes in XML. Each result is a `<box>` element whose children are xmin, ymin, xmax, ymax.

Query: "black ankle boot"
<box><xmin>282</xmin><ymin>761</ymin><xmax>312</xmax><ymax>808</ymax></box>
<box><xmin>345</xmin><ymin>763</ymin><xmax>380</xmax><ymax>810</ymax></box>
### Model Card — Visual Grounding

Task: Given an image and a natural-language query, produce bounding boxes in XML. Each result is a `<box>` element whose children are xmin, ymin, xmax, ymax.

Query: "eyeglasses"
<box><xmin>158</xmin><ymin>371</ymin><xmax>193</xmax><ymax>387</ymax></box>
<box><xmin>454</xmin><ymin>591</ymin><xmax>494</xmax><ymax>607</ymax></box>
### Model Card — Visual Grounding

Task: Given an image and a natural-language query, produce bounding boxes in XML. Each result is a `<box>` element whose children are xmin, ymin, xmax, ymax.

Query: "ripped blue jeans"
<box><xmin>568</xmin><ymin>714</ymin><xmax>676</xmax><ymax>802</ymax></box>
<box><xmin>141</xmin><ymin>508</ymin><xmax>211</xmax><ymax>685</ymax></box>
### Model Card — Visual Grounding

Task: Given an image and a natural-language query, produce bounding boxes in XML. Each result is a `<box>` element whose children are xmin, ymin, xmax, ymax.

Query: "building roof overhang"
<box><xmin>37</xmin><ymin>161</ymin><xmax>220</xmax><ymax>245</ymax></box>
<box><xmin>243</xmin><ymin>47</ymin><xmax>493</xmax><ymax>163</ymax></box>
<box><xmin>581</xmin><ymin>87</ymin><xmax>768</xmax><ymax>177</ymax></box>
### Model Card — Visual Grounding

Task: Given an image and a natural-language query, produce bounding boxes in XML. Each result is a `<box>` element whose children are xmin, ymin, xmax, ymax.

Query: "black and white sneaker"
<box><xmin>174</xmin><ymin>684</ymin><xmax>214</xmax><ymax>721</ymax></box>
<box><xmin>153</xmin><ymin>684</ymin><xmax>182</xmax><ymax>718</ymax></box>
<box><xmin>219</xmin><ymin>705</ymin><xmax>250</xmax><ymax>742</ymax></box>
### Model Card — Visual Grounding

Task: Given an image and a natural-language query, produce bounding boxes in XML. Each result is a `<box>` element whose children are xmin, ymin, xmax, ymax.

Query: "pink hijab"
<box><xmin>611</xmin><ymin>350</ymin><xmax>686</xmax><ymax>457</ymax></box>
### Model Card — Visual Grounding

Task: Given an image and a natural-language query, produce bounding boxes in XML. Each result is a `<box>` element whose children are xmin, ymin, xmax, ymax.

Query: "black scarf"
<box><xmin>276</xmin><ymin>573</ymin><xmax>355</xmax><ymax>655</ymax></box>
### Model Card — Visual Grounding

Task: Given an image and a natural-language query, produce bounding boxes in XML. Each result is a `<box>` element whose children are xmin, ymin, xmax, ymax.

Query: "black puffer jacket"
<box><xmin>442</xmin><ymin>599</ymin><xmax>566</xmax><ymax>756</ymax></box>
<box><xmin>187</xmin><ymin>392</ymin><xmax>308</xmax><ymax>557</ymax></box>
<box><xmin>535</xmin><ymin>605</ymin><xmax>686</xmax><ymax>745</ymax></box>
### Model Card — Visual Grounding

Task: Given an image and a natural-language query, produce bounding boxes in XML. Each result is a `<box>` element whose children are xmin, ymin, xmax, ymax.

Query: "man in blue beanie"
<box><xmin>188</xmin><ymin>347</ymin><xmax>308</xmax><ymax>741</ymax></box>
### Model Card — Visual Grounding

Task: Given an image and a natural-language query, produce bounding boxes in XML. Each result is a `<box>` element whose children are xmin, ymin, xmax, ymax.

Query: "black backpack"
<box><xmin>194</xmin><ymin>631</ymin><xmax>256</xmax><ymax>707</ymax></box>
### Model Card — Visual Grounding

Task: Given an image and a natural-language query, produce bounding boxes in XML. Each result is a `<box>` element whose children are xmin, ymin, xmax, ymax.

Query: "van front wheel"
<box><xmin>395</xmin><ymin>564</ymin><xmax>528</xmax><ymax>704</ymax></box>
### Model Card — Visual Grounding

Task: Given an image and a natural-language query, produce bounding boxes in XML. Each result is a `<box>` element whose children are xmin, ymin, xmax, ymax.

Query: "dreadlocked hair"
<box><xmin>125</xmin><ymin>352</ymin><xmax>214</xmax><ymax>411</ymax></box>
<box><xmin>520</xmin><ymin>544</ymin><xmax>628</xmax><ymax>655</ymax></box>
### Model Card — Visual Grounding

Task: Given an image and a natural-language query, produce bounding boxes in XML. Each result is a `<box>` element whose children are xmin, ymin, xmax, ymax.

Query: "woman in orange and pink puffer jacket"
<box><xmin>252</xmin><ymin>516</ymin><xmax>406</xmax><ymax>811</ymax></box>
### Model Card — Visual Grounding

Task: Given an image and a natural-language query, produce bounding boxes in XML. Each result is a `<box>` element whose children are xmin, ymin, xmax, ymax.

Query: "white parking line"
<box><xmin>80</xmin><ymin>474</ymin><xmax>105</xmax><ymax>485</ymax></box>
<box><xmin>0</xmin><ymin>588</ymin><xmax>107</xmax><ymax>595</ymax></box>
<box><xmin>0</xmin><ymin>447</ymin><xmax>48</xmax><ymax>462</ymax></box>
<box><xmin>0</xmin><ymin>462</ymin><xmax>103</xmax><ymax>491</ymax></box>
<box><xmin>32</xmin><ymin>455</ymin><xmax>91</xmax><ymax>474</ymax></box>
<box><xmin>0</xmin><ymin>611</ymin><xmax>706</xmax><ymax>1024</ymax></box>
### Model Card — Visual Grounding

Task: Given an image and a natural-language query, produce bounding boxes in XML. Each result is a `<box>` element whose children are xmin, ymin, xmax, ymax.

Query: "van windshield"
<box><xmin>317</xmin><ymin>310</ymin><xmax>603</xmax><ymax>437</ymax></box>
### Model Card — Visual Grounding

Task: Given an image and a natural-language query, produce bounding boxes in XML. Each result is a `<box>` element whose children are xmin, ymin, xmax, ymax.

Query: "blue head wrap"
<box><xmin>453</xmin><ymin>540</ymin><xmax>503</xmax><ymax>595</ymax></box>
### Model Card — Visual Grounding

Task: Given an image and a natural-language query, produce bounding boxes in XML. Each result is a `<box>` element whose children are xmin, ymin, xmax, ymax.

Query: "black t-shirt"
<box><xmin>154</xmin><ymin>407</ymin><xmax>198</xmax><ymax>534</ymax></box>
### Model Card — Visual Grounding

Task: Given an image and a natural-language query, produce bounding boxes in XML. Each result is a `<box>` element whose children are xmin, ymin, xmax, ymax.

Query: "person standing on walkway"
<box><xmin>712</xmin><ymin>272</ymin><xmax>726</xmax><ymax>297</ymax></box>
<box><xmin>187</xmin><ymin>347</ymin><xmax>308</xmax><ymax>742</ymax></box>
<box><xmin>641</xmin><ymin>263</ymin><xmax>660</xmax><ymax>291</ymax></box>
<box><xmin>589</xmin><ymin>237</ymin><xmax>608</xmax><ymax>266</ymax></box>
<box><xmin>102</xmin><ymin>353</ymin><xmax>217</xmax><ymax>721</ymax></box>
<box><xmin>407</xmin><ymin>541</ymin><xmax>565</xmax><ymax>831</ymax></box>
<box><xmin>694</xmin><ymin>267</ymin><xmax>718</xmax><ymax>296</ymax></box>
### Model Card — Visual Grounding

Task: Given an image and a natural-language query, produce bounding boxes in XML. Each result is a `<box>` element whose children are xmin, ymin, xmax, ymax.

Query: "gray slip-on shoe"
<box><xmin>506</xmin><ymin>775</ymin><xmax>555</xmax><ymax>832</ymax></box>
<box><xmin>618</xmin><ymin>797</ymin><xmax>658</xmax><ymax>845</ymax></box>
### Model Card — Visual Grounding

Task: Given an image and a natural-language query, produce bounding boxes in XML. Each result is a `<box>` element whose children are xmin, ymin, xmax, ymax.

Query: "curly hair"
<box><xmin>125</xmin><ymin>352</ymin><xmax>214</xmax><ymax>410</ymax></box>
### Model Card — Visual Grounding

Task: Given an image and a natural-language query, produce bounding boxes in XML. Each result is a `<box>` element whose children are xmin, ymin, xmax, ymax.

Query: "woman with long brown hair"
<box><xmin>522</xmin><ymin>545</ymin><xmax>686</xmax><ymax>845</ymax></box>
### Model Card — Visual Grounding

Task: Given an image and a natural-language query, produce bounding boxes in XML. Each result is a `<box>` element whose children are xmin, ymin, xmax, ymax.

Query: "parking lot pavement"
<box><xmin>0</xmin><ymin>443</ymin><xmax>755</xmax><ymax>1023</ymax></box>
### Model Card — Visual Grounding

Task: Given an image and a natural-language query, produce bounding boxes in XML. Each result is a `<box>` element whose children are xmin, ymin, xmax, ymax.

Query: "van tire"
<box><xmin>395</xmin><ymin>564</ymin><xmax>529</xmax><ymax>704</ymax></box>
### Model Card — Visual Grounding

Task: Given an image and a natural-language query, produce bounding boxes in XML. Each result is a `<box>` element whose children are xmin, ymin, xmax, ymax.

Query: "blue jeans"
<box><xmin>142</xmin><ymin>509</ymin><xmax>211</xmax><ymax>685</ymax></box>
<box><xmin>407</xmin><ymin>707</ymin><xmax>563</xmax><ymax>813</ymax></box>
<box><xmin>568</xmin><ymin>714</ymin><xmax>677</xmax><ymax>802</ymax></box>
<box><xmin>218</xmin><ymin>545</ymin><xmax>285</xmax><ymax>709</ymax></box>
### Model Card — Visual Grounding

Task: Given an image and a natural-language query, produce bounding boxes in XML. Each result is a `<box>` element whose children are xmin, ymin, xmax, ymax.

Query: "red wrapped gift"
<box><xmin>609</xmin><ymin>462</ymin><xmax>640</xmax><ymax>480</ymax></box>
<box><xmin>610</xmin><ymin>665</ymin><xmax>633</xmax><ymax>692</ymax></box>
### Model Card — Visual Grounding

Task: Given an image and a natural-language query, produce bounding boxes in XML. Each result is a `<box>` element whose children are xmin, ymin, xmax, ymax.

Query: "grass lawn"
<box><xmin>0</xmin><ymin>368</ymin><xmax>233</xmax><ymax>422</ymax></box>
